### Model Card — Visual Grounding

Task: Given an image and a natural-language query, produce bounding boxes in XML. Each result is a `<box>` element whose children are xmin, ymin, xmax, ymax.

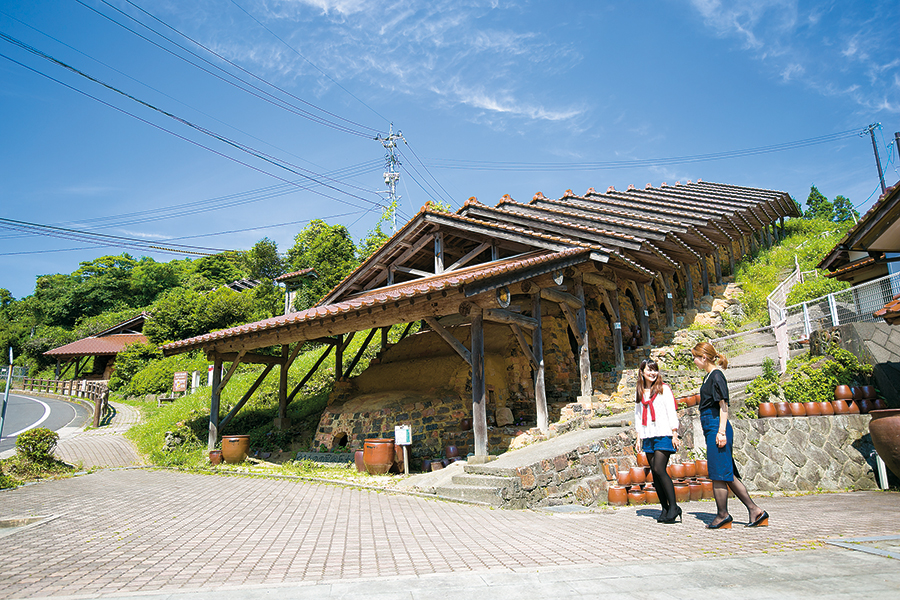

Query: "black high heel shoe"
<box><xmin>707</xmin><ymin>515</ymin><xmax>733</xmax><ymax>529</ymax></box>
<box><xmin>660</xmin><ymin>506</ymin><xmax>682</xmax><ymax>524</ymax></box>
<box><xmin>746</xmin><ymin>511</ymin><xmax>769</xmax><ymax>527</ymax></box>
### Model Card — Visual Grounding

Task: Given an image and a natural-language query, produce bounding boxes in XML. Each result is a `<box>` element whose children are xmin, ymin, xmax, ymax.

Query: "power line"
<box><xmin>424</xmin><ymin>129</ymin><xmax>863</xmax><ymax>171</ymax></box>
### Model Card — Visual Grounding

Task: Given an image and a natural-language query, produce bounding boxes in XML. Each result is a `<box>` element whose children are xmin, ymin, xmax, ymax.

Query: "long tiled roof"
<box><xmin>162</xmin><ymin>248</ymin><xmax>590</xmax><ymax>354</ymax></box>
<box><xmin>45</xmin><ymin>334</ymin><xmax>148</xmax><ymax>358</ymax></box>
<box><xmin>819</xmin><ymin>182</ymin><xmax>900</xmax><ymax>271</ymax></box>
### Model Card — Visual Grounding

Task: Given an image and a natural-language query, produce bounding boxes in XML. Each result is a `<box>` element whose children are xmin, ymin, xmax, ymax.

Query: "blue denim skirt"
<box><xmin>700</xmin><ymin>409</ymin><xmax>738</xmax><ymax>482</ymax></box>
<box><xmin>642</xmin><ymin>436</ymin><xmax>676</xmax><ymax>454</ymax></box>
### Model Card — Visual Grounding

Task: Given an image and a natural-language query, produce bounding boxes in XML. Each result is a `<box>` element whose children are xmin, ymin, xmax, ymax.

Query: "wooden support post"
<box><xmin>661</xmin><ymin>274</ymin><xmax>674</xmax><ymax>328</ymax></box>
<box><xmin>220</xmin><ymin>363</ymin><xmax>277</xmax><ymax>431</ymax></box>
<box><xmin>636</xmin><ymin>283</ymin><xmax>651</xmax><ymax>347</ymax></box>
<box><xmin>738</xmin><ymin>235</ymin><xmax>746</xmax><ymax>258</ymax></box>
<box><xmin>471</xmin><ymin>309</ymin><xmax>487</xmax><ymax>456</ymax></box>
<box><xmin>208</xmin><ymin>356</ymin><xmax>222</xmax><ymax>450</ymax></box>
<box><xmin>277</xmin><ymin>345</ymin><xmax>289</xmax><ymax>429</ymax></box>
<box><xmin>335</xmin><ymin>333</ymin><xmax>343</xmax><ymax>380</ymax></box>
<box><xmin>434</xmin><ymin>231</ymin><xmax>444</xmax><ymax>274</ymax></box>
<box><xmin>779</xmin><ymin>216</ymin><xmax>785</xmax><ymax>240</ymax></box>
<box><xmin>345</xmin><ymin>328</ymin><xmax>378</xmax><ymax>376</ymax></box>
<box><xmin>381</xmin><ymin>326</ymin><xmax>389</xmax><ymax>350</ymax></box>
<box><xmin>574</xmin><ymin>277</ymin><xmax>592</xmax><ymax>401</ymax></box>
<box><xmin>713</xmin><ymin>248</ymin><xmax>723</xmax><ymax>285</ymax></box>
<box><xmin>288</xmin><ymin>344</ymin><xmax>333</xmax><ymax>402</ymax></box>
<box><xmin>700</xmin><ymin>255</ymin><xmax>710</xmax><ymax>296</ymax></box>
<box><xmin>749</xmin><ymin>231</ymin><xmax>757</xmax><ymax>254</ymax></box>
<box><xmin>532</xmin><ymin>293</ymin><xmax>548</xmax><ymax>434</ymax></box>
<box><xmin>683</xmin><ymin>265</ymin><xmax>696</xmax><ymax>310</ymax></box>
<box><xmin>607</xmin><ymin>288</ymin><xmax>625</xmax><ymax>371</ymax></box>
<box><xmin>728</xmin><ymin>244</ymin><xmax>736</xmax><ymax>278</ymax></box>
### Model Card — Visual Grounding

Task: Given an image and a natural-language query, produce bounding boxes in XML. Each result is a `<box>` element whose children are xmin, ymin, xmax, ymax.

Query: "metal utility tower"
<box><xmin>375</xmin><ymin>124</ymin><xmax>404</xmax><ymax>234</ymax></box>
<box><xmin>861</xmin><ymin>123</ymin><xmax>886</xmax><ymax>195</ymax></box>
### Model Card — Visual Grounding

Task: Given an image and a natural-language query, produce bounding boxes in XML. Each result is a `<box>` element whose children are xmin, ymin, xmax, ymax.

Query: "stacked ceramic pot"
<box><xmin>758</xmin><ymin>384</ymin><xmax>887</xmax><ymax>419</ymax></box>
<box><xmin>606</xmin><ymin>454</ymin><xmax>715</xmax><ymax>506</ymax></box>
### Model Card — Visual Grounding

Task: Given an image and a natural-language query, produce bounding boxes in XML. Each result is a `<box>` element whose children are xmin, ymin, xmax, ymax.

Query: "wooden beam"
<box><xmin>287</xmin><ymin>344</ymin><xmax>333</xmax><ymax>403</ymax></box>
<box><xmin>540</xmin><ymin>287</ymin><xmax>583</xmax><ymax>309</ymax></box>
<box><xmin>392</xmin><ymin>265</ymin><xmax>432</xmax><ymax>278</ymax></box>
<box><xmin>216</xmin><ymin>350</ymin><xmax>245</xmax><ymax>395</ymax></box>
<box><xmin>483</xmin><ymin>308</ymin><xmax>538</xmax><ymax>330</ymax></box>
<box><xmin>434</xmin><ymin>231</ymin><xmax>444</xmax><ymax>274</ymax></box>
<box><xmin>700</xmin><ymin>254</ymin><xmax>710</xmax><ymax>296</ymax></box>
<box><xmin>210</xmin><ymin>352</ymin><xmax>285</xmax><ymax>366</ymax></box>
<box><xmin>277</xmin><ymin>345</ymin><xmax>289</xmax><ymax>424</ymax></box>
<box><xmin>532</xmin><ymin>293</ymin><xmax>548</xmax><ymax>434</ymax></box>
<box><xmin>511</xmin><ymin>323</ymin><xmax>538</xmax><ymax>369</ymax></box>
<box><xmin>344</xmin><ymin>328</ymin><xmax>378</xmax><ymax>376</ymax></box>
<box><xmin>423</xmin><ymin>317</ymin><xmax>471</xmax><ymax>365</ymax></box>
<box><xmin>633</xmin><ymin>280</ymin><xmax>651</xmax><ymax>348</ymax></box>
<box><xmin>574</xmin><ymin>277</ymin><xmax>592</xmax><ymax>399</ymax></box>
<box><xmin>606</xmin><ymin>287</ymin><xmax>625</xmax><ymax>371</ymax></box>
<box><xmin>447</xmin><ymin>242</ymin><xmax>489</xmax><ymax>272</ymax></box>
<box><xmin>219</xmin><ymin>363</ymin><xmax>277</xmax><ymax>431</ymax></box>
<box><xmin>582</xmin><ymin>271</ymin><xmax>617</xmax><ymax>291</ymax></box>
<box><xmin>683</xmin><ymin>264</ymin><xmax>696</xmax><ymax>310</ymax></box>
<box><xmin>208</xmin><ymin>356</ymin><xmax>222</xmax><ymax>450</ymax></box>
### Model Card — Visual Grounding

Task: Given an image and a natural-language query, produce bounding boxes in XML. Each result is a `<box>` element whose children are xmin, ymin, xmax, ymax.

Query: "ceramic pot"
<box><xmin>689</xmin><ymin>482</ymin><xmax>703</xmax><ymax>501</ymax></box>
<box><xmin>459</xmin><ymin>418</ymin><xmax>473</xmax><ymax>431</ymax></box>
<box><xmin>873</xmin><ymin>398</ymin><xmax>887</xmax><ymax>411</ymax></box>
<box><xmin>354</xmin><ymin>450</ymin><xmax>366</xmax><ymax>472</ymax></box>
<box><xmin>775</xmin><ymin>401</ymin><xmax>791</xmax><ymax>417</ymax></box>
<box><xmin>644</xmin><ymin>486</ymin><xmax>659</xmax><ymax>504</ymax></box>
<box><xmin>421</xmin><ymin>459</ymin><xmax>432</xmax><ymax>472</ymax></box>
<box><xmin>445</xmin><ymin>444</ymin><xmax>460</xmax><ymax>458</ymax></box>
<box><xmin>789</xmin><ymin>402</ymin><xmax>807</xmax><ymax>417</ymax></box>
<box><xmin>627</xmin><ymin>488</ymin><xmax>646</xmax><ymax>505</ymax></box>
<box><xmin>644</xmin><ymin>466</ymin><xmax>653</xmax><ymax>483</ymax></box>
<box><xmin>857</xmin><ymin>399</ymin><xmax>873</xmax><ymax>415</ymax></box>
<box><xmin>221</xmin><ymin>435</ymin><xmax>251</xmax><ymax>464</ymax></box>
<box><xmin>683</xmin><ymin>461</ymin><xmax>697</xmax><ymax>478</ymax></box>
<box><xmin>758</xmin><ymin>402</ymin><xmax>777</xmax><ymax>418</ymax></box>
<box><xmin>630</xmin><ymin>466</ymin><xmax>646</xmax><ymax>484</ymax></box>
<box><xmin>393</xmin><ymin>444</ymin><xmax>410</xmax><ymax>473</ymax></box>
<box><xmin>671</xmin><ymin>463</ymin><xmax>686</xmax><ymax>479</ymax></box>
<box><xmin>430</xmin><ymin>461</ymin><xmax>443</xmax><ymax>471</ymax></box>
<box><xmin>608</xmin><ymin>485</ymin><xmax>627</xmax><ymax>506</ymax></box>
<box><xmin>819</xmin><ymin>401</ymin><xmax>835</xmax><ymax>416</ymax></box>
<box><xmin>852</xmin><ymin>386</ymin><xmax>863</xmax><ymax>401</ymax></box>
<box><xmin>695</xmin><ymin>459</ymin><xmax>708</xmax><ymax>478</ymax></box>
<box><xmin>848</xmin><ymin>400</ymin><xmax>860</xmax><ymax>415</ymax></box>
<box><xmin>834</xmin><ymin>384</ymin><xmax>853</xmax><ymax>400</ymax></box>
<box><xmin>700</xmin><ymin>478</ymin><xmax>714</xmax><ymax>499</ymax></box>
<box><xmin>674</xmin><ymin>483</ymin><xmax>690</xmax><ymax>503</ymax></box>
<box><xmin>363</xmin><ymin>438</ymin><xmax>395</xmax><ymax>474</ymax></box>
<box><xmin>832</xmin><ymin>399</ymin><xmax>851</xmax><ymax>414</ymax></box>
<box><xmin>637</xmin><ymin>452</ymin><xmax>649</xmax><ymax>467</ymax></box>
<box><xmin>208</xmin><ymin>450</ymin><xmax>223</xmax><ymax>466</ymax></box>
<box><xmin>692</xmin><ymin>393</ymin><xmax>701</xmax><ymax>406</ymax></box>
<box><xmin>804</xmin><ymin>402</ymin><xmax>822</xmax><ymax>416</ymax></box>
<box><xmin>862</xmin><ymin>385</ymin><xmax>877</xmax><ymax>400</ymax></box>
<box><xmin>869</xmin><ymin>409</ymin><xmax>900</xmax><ymax>478</ymax></box>
<box><xmin>617</xmin><ymin>470</ymin><xmax>632</xmax><ymax>486</ymax></box>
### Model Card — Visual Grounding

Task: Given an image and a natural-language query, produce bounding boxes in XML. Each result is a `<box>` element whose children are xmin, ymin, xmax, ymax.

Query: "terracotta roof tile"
<box><xmin>45</xmin><ymin>334</ymin><xmax>148</xmax><ymax>358</ymax></box>
<box><xmin>275</xmin><ymin>268</ymin><xmax>316</xmax><ymax>282</ymax></box>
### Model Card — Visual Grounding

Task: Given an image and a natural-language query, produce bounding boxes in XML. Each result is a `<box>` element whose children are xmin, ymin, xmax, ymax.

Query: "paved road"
<box><xmin>1</xmin><ymin>469</ymin><xmax>897</xmax><ymax>599</ymax></box>
<box><xmin>0</xmin><ymin>393</ymin><xmax>91</xmax><ymax>454</ymax></box>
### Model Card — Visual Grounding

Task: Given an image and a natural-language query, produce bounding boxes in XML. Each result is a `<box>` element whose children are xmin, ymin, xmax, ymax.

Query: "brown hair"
<box><xmin>636</xmin><ymin>359</ymin><xmax>665</xmax><ymax>403</ymax></box>
<box><xmin>691</xmin><ymin>341</ymin><xmax>728</xmax><ymax>369</ymax></box>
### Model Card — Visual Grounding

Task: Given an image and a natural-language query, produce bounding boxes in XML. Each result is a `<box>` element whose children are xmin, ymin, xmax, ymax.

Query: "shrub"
<box><xmin>15</xmin><ymin>427</ymin><xmax>59</xmax><ymax>462</ymax></box>
<box><xmin>108</xmin><ymin>342</ymin><xmax>163</xmax><ymax>392</ymax></box>
<box><xmin>785</xmin><ymin>276</ymin><xmax>849</xmax><ymax>306</ymax></box>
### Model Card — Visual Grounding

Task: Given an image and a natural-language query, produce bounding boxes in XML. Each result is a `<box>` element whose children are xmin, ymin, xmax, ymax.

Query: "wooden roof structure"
<box><xmin>161</xmin><ymin>180</ymin><xmax>799</xmax><ymax>456</ymax></box>
<box><xmin>45</xmin><ymin>312</ymin><xmax>149</xmax><ymax>380</ymax></box>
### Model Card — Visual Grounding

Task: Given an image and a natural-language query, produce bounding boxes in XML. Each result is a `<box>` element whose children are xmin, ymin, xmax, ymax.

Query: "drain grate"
<box><xmin>0</xmin><ymin>515</ymin><xmax>59</xmax><ymax>539</ymax></box>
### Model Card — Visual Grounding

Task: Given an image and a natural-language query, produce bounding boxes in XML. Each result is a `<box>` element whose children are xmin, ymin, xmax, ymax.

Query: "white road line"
<box><xmin>4</xmin><ymin>397</ymin><xmax>52</xmax><ymax>437</ymax></box>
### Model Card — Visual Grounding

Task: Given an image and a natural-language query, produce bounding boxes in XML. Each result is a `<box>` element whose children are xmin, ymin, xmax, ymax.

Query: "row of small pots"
<box><xmin>677</xmin><ymin>394</ymin><xmax>701</xmax><ymax>408</ymax></box>
<box><xmin>834</xmin><ymin>384</ymin><xmax>878</xmax><ymax>401</ymax></box>
<box><xmin>758</xmin><ymin>398</ymin><xmax>887</xmax><ymax>418</ymax></box>
<box><xmin>612</xmin><ymin>458</ymin><xmax>708</xmax><ymax>486</ymax></box>
<box><xmin>608</xmin><ymin>478</ymin><xmax>721</xmax><ymax>506</ymax></box>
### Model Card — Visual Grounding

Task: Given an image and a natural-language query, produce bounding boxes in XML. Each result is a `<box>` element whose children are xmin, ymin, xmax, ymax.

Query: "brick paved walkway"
<box><xmin>53</xmin><ymin>402</ymin><xmax>144</xmax><ymax>469</ymax></box>
<box><xmin>1</xmin><ymin>469</ymin><xmax>897</xmax><ymax>599</ymax></box>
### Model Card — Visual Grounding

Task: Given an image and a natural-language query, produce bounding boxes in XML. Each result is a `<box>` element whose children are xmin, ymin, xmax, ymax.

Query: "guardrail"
<box><xmin>19</xmin><ymin>377</ymin><xmax>110</xmax><ymax>427</ymax></box>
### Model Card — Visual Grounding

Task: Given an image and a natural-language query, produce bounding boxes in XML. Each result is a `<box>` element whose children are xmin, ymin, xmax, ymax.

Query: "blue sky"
<box><xmin>1</xmin><ymin>0</ymin><xmax>899</xmax><ymax>300</ymax></box>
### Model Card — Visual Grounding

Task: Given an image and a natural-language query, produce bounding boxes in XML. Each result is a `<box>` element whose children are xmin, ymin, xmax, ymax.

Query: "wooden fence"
<box><xmin>20</xmin><ymin>378</ymin><xmax>110</xmax><ymax>428</ymax></box>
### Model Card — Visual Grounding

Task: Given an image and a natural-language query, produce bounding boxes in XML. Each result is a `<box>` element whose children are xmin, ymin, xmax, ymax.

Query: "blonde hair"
<box><xmin>692</xmin><ymin>341</ymin><xmax>728</xmax><ymax>369</ymax></box>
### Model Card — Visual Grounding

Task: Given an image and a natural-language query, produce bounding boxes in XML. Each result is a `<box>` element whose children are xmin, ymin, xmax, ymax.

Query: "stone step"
<box><xmin>451</xmin><ymin>473</ymin><xmax>516</xmax><ymax>489</ymax></box>
<box><xmin>432</xmin><ymin>484</ymin><xmax>504</xmax><ymax>506</ymax></box>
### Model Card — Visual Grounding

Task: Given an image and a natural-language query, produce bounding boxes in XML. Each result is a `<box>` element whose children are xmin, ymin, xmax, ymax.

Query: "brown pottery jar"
<box><xmin>627</xmin><ymin>487</ymin><xmax>647</xmax><ymax>505</ymax></box>
<box><xmin>819</xmin><ymin>401</ymin><xmax>835</xmax><ymax>416</ymax></box>
<box><xmin>617</xmin><ymin>470</ymin><xmax>632</xmax><ymax>486</ymax></box>
<box><xmin>221</xmin><ymin>435</ymin><xmax>251</xmax><ymax>464</ymax></box>
<box><xmin>363</xmin><ymin>438</ymin><xmax>395</xmax><ymax>474</ymax></box>
<box><xmin>789</xmin><ymin>402</ymin><xmax>807</xmax><ymax>417</ymax></box>
<box><xmin>834</xmin><ymin>384</ymin><xmax>853</xmax><ymax>400</ymax></box>
<box><xmin>831</xmin><ymin>399</ymin><xmax>850</xmax><ymax>414</ymax></box>
<box><xmin>803</xmin><ymin>402</ymin><xmax>822</xmax><ymax>416</ymax></box>
<box><xmin>868</xmin><ymin>409</ymin><xmax>900</xmax><ymax>479</ymax></box>
<box><xmin>689</xmin><ymin>482</ymin><xmax>703</xmax><ymax>501</ymax></box>
<box><xmin>695</xmin><ymin>459</ymin><xmax>708</xmax><ymax>478</ymax></box>
<box><xmin>848</xmin><ymin>401</ymin><xmax>860</xmax><ymax>415</ymax></box>
<box><xmin>758</xmin><ymin>402</ymin><xmax>777</xmax><ymax>418</ymax></box>
<box><xmin>608</xmin><ymin>485</ymin><xmax>628</xmax><ymax>506</ymax></box>
<box><xmin>630</xmin><ymin>466</ymin><xmax>646</xmax><ymax>484</ymax></box>
<box><xmin>775</xmin><ymin>401</ymin><xmax>791</xmax><ymax>417</ymax></box>
<box><xmin>674</xmin><ymin>483</ymin><xmax>691</xmax><ymax>503</ymax></box>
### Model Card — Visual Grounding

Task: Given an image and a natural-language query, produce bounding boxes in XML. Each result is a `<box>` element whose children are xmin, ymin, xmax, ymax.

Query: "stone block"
<box><xmin>580</xmin><ymin>452</ymin><xmax>598</xmax><ymax>467</ymax></box>
<box><xmin>554</xmin><ymin>455</ymin><xmax>569</xmax><ymax>472</ymax></box>
<box><xmin>517</xmin><ymin>467</ymin><xmax>536</xmax><ymax>491</ymax></box>
<box><xmin>783</xmin><ymin>443</ymin><xmax>808</xmax><ymax>468</ymax></box>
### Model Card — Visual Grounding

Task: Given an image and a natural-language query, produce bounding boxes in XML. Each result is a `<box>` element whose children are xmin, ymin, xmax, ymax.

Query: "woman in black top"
<box><xmin>693</xmin><ymin>342</ymin><xmax>768</xmax><ymax>529</ymax></box>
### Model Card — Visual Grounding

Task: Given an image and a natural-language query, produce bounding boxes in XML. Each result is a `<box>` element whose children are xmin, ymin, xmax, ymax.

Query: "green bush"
<box><xmin>785</xmin><ymin>275</ymin><xmax>849</xmax><ymax>306</ymax></box>
<box><xmin>108</xmin><ymin>341</ymin><xmax>163</xmax><ymax>392</ymax></box>
<box><xmin>15</xmin><ymin>427</ymin><xmax>59</xmax><ymax>462</ymax></box>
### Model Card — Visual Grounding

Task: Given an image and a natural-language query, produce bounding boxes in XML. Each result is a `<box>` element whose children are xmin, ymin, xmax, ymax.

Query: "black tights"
<box><xmin>650</xmin><ymin>450</ymin><xmax>676</xmax><ymax>515</ymax></box>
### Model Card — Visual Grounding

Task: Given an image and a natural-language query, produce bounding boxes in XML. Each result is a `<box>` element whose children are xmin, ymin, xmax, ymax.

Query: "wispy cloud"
<box><xmin>687</xmin><ymin>0</ymin><xmax>900</xmax><ymax>114</ymax></box>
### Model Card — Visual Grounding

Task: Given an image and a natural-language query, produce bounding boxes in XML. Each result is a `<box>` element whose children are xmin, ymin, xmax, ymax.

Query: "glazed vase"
<box><xmin>832</xmin><ymin>399</ymin><xmax>850</xmax><ymax>414</ymax></box>
<box><xmin>221</xmin><ymin>435</ymin><xmax>250</xmax><ymax>464</ymax></box>
<box><xmin>363</xmin><ymin>438</ymin><xmax>395</xmax><ymax>475</ymax></box>
<box><xmin>803</xmin><ymin>402</ymin><xmax>822</xmax><ymax>416</ymax></box>
<box><xmin>758</xmin><ymin>402</ymin><xmax>777</xmax><ymax>418</ymax></box>
<box><xmin>775</xmin><ymin>401</ymin><xmax>791</xmax><ymax>417</ymax></box>
<box><xmin>819</xmin><ymin>401</ymin><xmax>835</xmax><ymax>416</ymax></box>
<box><xmin>789</xmin><ymin>402</ymin><xmax>807</xmax><ymax>417</ymax></box>
<box><xmin>869</xmin><ymin>409</ymin><xmax>900</xmax><ymax>478</ymax></box>
<box><xmin>857</xmin><ymin>399</ymin><xmax>872</xmax><ymax>415</ymax></box>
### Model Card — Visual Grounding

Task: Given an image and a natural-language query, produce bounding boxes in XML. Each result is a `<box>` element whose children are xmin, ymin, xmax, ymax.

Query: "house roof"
<box><xmin>819</xmin><ymin>181</ymin><xmax>900</xmax><ymax>272</ymax></box>
<box><xmin>45</xmin><ymin>333</ymin><xmax>148</xmax><ymax>358</ymax></box>
<box><xmin>275</xmin><ymin>268</ymin><xmax>317</xmax><ymax>283</ymax></box>
<box><xmin>874</xmin><ymin>294</ymin><xmax>900</xmax><ymax>325</ymax></box>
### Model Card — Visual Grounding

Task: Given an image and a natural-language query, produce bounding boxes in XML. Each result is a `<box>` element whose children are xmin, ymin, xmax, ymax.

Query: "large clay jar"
<box><xmin>789</xmin><ymin>402</ymin><xmax>807</xmax><ymax>417</ymax></box>
<box><xmin>683</xmin><ymin>461</ymin><xmax>697</xmax><ymax>478</ymax></box>
<box><xmin>445</xmin><ymin>444</ymin><xmax>460</xmax><ymax>458</ymax></box>
<box><xmin>363</xmin><ymin>438</ymin><xmax>395</xmax><ymax>475</ymax></box>
<box><xmin>832</xmin><ymin>399</ymin><xmax>851</xmax><ymax>414</ymax></box>
<box><xmin>834</xmin><ymin>384</ymin><xmax>853</xmax><ymax>401</ymax></box>
<box><xmin>873</xmin><ymin>398</ymin><xmax>887</xmax><ymax>411</ymax></box>
<box><xmin>608</xmin><ymin>485</ymin><xmax>628</xmax><ymax>506</ymax></box>
<box><xmin>628</xmin><ymin>487</ymin><xmax>647</xmax><ymax>505</ymax></box>
<box><xmin>804</xmin><ymin>402</ymin><xmax>822</xmax><ymax>416</ymax></box>
<box><xmin>695</xmin><ymin>459</ymin><xmax>708</xmax><ymax>478</ymax></box>
<box><xmin>221</xmin><ymin>435</ymin><xmax>251</xmax><ymax>464</ymax></box>
<box><xmin>671</xmin><ymin>463</ymin><xmax>686</xmax><ymax>479</ymax></box>
<box><xmin>644</xmin><ymin>466</ymin><xmax>653</xmax><ymax>483</ymax></box>
<box><xmin>869</xmin><ymin>409</ymin><xmax>900</xmax><ymax>478</ymax></box>
<box><xmin>689</xmin><ymin>482</ymin><xmax>702</xmax><ymax>501</ymax></box>
<box><xmin>674</xmin><ymin>483</ymin><xmax>691</xmax><ymax>503</ymax></box>
<box><xmin>758</xmin><ymin>402</ymin><xmax>777</xmax><ymax>418</ymax></box>
<box><xmin>354</xmin><ymin>450</ymin><xmax>366</xmax><ymax>473</ymax></box>
<box><xmin>775</xmin><ymin>401</ymin><xmax>792</xmax><ymax>417</ymax></box>
<box><xmin>691</xmin><ymin>394</ymin><xmax>702</xmax><ymax>407</ymax></box>
<box><xmin>617</xmin><ymin>470</ymin><xmax>632</xmax><ymax>486</ymax></box>
<box><xmin>644</xmin><ymin>486</ymin><xmax>659</xmax><ymax>504</ymax></box>
<box><xmin>630</xmin><ymin>466</ymin><xmax>646</xmax><ymax>484</ymax></box>
<box><xmin>819</xmin><ymin>401</ymin><xmax>835</xmax><ymax>416</ymax></box>
<box><xmin>459</xmin><ymin>418</ymin><xmax>473</xmax><ymax>431</ymax></box>
<box><xmin>700</xmin><ymin>478</ymin><xmax>714</xmax><ymax>499</ymax></box>
<box><xmin>637</xmin><ymin>452</ymin><xmax>649</xmax><ymax>467</ymax></box>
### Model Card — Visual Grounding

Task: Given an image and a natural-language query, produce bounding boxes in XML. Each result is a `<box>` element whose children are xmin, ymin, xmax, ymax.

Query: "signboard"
<box><xmin>173</xmin><ymin>371</ymin><xmax>188</xmax><ymax>393</ymax></box>
<box><xmin>394</xmin><ymin>425</ymin><xmax>411</xmax><ymax>446</ymax></box>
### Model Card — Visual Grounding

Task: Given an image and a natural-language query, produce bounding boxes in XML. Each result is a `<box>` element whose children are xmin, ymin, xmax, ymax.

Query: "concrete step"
<box><xmin>724</xmin><ymin>365</ymin><xmax>764</xmax><ymax>383</ymax></box>
<box><xmin>432</xmin><ymin>483</ymin><xmax>504</xmax><ymax>506</ymax></box>
<box><xmin>451</xmin><ymin>473</ymin><xmax>516</xmax><ymax>489</ymax></box>
<box><xmin>727</xmin><ymin>346</ymin><xmax>779</xmax><ymax>368</ymax></box>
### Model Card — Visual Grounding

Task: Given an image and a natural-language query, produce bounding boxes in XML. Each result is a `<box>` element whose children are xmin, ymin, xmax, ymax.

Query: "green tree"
<box><xmin>130</xmin><ymin>257</ymin><xmax>182</xmax><ymax>306</ymax></box>
<box><xmin>243</xmin><ymin>238</ymin><xmax>286</xmax><ymax>281</ymax></box>
<box><xmin>107</xmin><ymin>341</ymin><xmax>163</xmax><ymax>392</ymax></box>
<box><xmin>804</xmin><ymin>185</ymin><xmax>833</xmax><ymax>220</ymax></box>
<box><xmin>832</xmin><ymin>195</ymin><xmax>859</xmax><ymax>223</ymax></box>
<box><xmin>287</xmin><ymin>220</ymin><xmax>359</xmax><ymax>309</ymax></box>
<box><xmin>193</xmin><ymin>252</ymin><xmax>245</xmax><ymax>286</ymax></box>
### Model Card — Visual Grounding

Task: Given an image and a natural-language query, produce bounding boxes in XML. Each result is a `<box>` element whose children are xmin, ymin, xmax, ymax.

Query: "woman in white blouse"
<box><xmin>634</xmin><ymin>359</ymin><xmax>682</xmax><ymax>523</ymax></box>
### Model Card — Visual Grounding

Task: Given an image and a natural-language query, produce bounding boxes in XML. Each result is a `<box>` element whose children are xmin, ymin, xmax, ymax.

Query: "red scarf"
<box><xmin>641</xmin><ymin>392</ymin><xmax>658</xmax><ymax>426</ymax></box>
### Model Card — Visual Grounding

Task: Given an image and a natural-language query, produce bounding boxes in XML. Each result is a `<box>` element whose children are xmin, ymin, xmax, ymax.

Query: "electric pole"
<box><xmin>862</xmin><ymin>123</ymin><xmax>886</xmax><ymax>195</ymax></box>
<box><xmin>375</xmin><ymin>124</ymin><xmax>404</xmax><ymax>234</ymax></box>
